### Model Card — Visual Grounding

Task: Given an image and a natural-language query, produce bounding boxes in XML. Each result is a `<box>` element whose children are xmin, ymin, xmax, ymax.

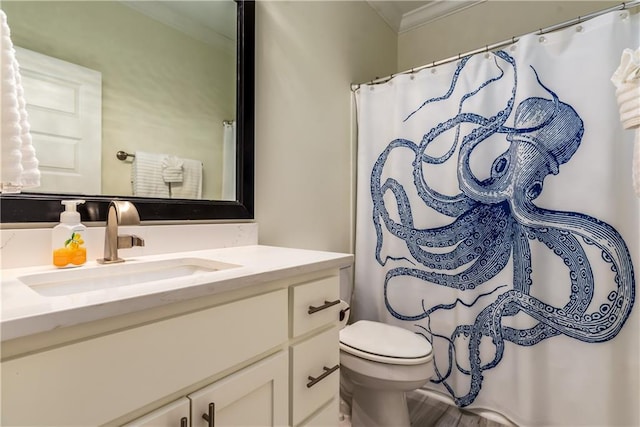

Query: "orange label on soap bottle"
<box><xmin>53</xmin><ymin>232</ymin><xmax>86</xmax><ymax>267</ymax></box>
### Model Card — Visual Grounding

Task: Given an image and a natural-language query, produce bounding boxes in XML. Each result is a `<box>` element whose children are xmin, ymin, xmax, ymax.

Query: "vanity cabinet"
<box><xmin>1</xmin><ymin>269</ymin><xmax>343</xmax><ymax>427</ymax></box>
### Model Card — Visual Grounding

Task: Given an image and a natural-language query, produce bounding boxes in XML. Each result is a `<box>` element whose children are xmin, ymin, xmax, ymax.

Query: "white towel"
<box><xmin>132</xmin><ymin>151</ymin><xmax>170</xmax><ymax>197</ymax></box>
<box><xmin>611</xmin><ymin>47</ymin><xmax>640</xmax><ymax>198</ymax></box>
<box><xmin>161</xmin><ymin>155</ymin><xmax>184</xmax><ymax>183</ymax></box>
<box><xmin>1</xmin><ymin>10</ymin><xmax>40</xmax><ymax>193</ymax></box>
<box><xmin>221</xmin><ymin>121</ymin><xmax>236</xmax><ymax>199</ymax></box>
<box><xmin>170</xmin><ymin>158</ymin><xmax>202</xmax><ymax>199</ymax></box>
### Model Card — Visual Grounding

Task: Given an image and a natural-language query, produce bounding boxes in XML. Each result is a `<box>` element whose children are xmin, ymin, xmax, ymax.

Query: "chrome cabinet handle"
<box><xmin>308</xmin><ymin>299</ymin><xmax>340</xmax><ymax>314</ymax></box>
<box><xmin>180</xmin><ymin>417</ymin><xmax>188</xmax><ymax>427</ymax></box>
<box><xmin>202</xmin><ymin>402</ymin><xmax>215</xmax><ymax>427</ymax></box>
<box><xmin>307</xmin><ymin>364</ymin><xmax>340</xmax><ymax>388</ymax></box>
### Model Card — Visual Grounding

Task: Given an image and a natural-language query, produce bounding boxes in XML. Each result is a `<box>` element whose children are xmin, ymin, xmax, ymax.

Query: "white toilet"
<box><xmin>338</xmin><ymin>270</ymin><xmax>434</xmax><ymax>427</ymax></box>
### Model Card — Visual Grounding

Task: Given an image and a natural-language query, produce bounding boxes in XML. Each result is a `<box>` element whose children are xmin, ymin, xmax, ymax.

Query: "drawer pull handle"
<box><xmin>308</xmin><ymin>299</ymin><xmax>340</xmax><ymax>314</ymax></box>
<box><xmin>307</xmin><ymin>364</ymin><xmax>340</xmax><ymax>388</ymax></box>
<box><xmin>202</xmin><ymin>402</ymin><xmax>215</xmax><ymax>427</ymax></box>
<box><xmin>180</xmin><ymin>417</ymin><xmax>188</xmax><ymax>427</ymax></box>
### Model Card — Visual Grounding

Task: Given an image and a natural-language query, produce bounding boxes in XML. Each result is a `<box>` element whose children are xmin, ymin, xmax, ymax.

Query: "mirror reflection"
<box><xmin>2</xmin><ymin>0</ymin><xmax>237</xmax><ymax>201</ymax></box>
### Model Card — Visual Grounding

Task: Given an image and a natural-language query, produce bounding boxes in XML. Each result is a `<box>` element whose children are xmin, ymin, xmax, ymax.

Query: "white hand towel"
<box><xmin>170</xmin><ymin>158</ymin><xmax>202</xmax><ymax>199</ymax></box>
<box><xmin>132</xmin><ymin>151</ymin><xmax>170</xmax><ymax>197</ymax></box>
<box><xmin>221</xmin><ymin>121</ymin><xmax>236</xmax><ymax>200</ymax></box>
<box><xmin>611</xmin><ymin>47</ymin><xmax>640</xmax><ymax>197</ymax></box>
<box><xmin>1</xmin><ymin>10</ymin><xmax>40</xmax><ymax>193</ymax></box>
<box><xmin>161</xmin><ymin>155</ymin><xmax>184</xmax><ymax>183</ymax></box>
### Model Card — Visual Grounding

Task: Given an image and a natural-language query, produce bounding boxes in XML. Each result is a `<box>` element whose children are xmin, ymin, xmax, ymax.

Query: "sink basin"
<box><xmin>18</xmin><ymin>258</ymin><xmax>241</xmax><ymax>297</ymax></box>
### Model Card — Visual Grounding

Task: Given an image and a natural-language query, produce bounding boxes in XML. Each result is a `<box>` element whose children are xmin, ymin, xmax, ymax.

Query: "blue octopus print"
<box><xmin>370</xmin><ymin>50</ymin><xmax>636</xmax><ymax>407</ymax></box>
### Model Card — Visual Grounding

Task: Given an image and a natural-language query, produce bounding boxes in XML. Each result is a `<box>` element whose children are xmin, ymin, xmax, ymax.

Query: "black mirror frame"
<box><xmin>0</xmin><ymin>0</ymin><xmax>254</xmax><ymax>224</ymax></box>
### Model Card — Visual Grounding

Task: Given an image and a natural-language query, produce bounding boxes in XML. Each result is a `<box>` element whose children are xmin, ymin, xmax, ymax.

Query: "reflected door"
<box><xmin>16</xmin><ymin>47</ymin><xmax>102</xmax><ymax>195</ymax></box>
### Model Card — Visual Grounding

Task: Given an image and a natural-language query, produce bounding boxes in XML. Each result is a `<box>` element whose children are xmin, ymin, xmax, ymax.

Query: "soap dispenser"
<box><xmin>52</xmin><ymin>200</ymin><xmax>87</xmax><ymax>268</ymax></box>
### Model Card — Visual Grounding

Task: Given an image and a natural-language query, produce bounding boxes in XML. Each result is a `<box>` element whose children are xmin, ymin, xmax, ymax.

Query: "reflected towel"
<box><xmin>170</xmin><ymin>158</ymin><xmax>202</xmax><ymax>199</ymax></box>
<box><xmin>221</xmin><ymin>121</ymin><xmax>236</xmax><ymax>200</ymax></box>
<box><xmin>161</xmin><ymin>155</ymin><xmax>183</xmax><ymax>183</ymax></box>
<box><xmin>1</xmin><ymin>10</ymin><xmax>40</xmax><ymax>193</ymax></box>
<box><xmin>611</xmin><ymin>47</ymin><xmax>640</xmax><ymax>197</ymax></box>
<box><xmin>132</xmin><ymin>151</ymin><xmax>170</xmax><ymax>197</ymax></box>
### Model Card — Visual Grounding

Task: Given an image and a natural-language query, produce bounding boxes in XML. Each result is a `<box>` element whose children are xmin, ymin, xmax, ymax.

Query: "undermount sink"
<box><xmin>18</xmin><ymin>258</ymin><xmax>241</xmax><ymax>297</ymax></box>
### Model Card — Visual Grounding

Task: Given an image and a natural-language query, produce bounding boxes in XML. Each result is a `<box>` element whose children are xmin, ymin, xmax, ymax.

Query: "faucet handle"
<box><xmin>117</xmin><ymin>235</ymin><xmax>145</xmax><ymax>249</ymax></box>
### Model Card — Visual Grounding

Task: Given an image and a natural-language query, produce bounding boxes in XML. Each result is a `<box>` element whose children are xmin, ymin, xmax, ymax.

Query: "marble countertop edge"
<box><xmin>1</xmin><ymin>245</ymin><xmax>354</xmax><ymax>341</ymax></box>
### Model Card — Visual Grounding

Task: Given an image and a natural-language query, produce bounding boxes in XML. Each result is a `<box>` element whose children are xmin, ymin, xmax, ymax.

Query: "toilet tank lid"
<box><xmin>339</xmin><ymin>320</ymin><xmax>432</xmax><ymax>360</ymax></box>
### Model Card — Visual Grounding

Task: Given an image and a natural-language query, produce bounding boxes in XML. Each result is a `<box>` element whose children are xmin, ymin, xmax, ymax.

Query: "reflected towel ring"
<box><xmin>116</xmin><ymin>150</ymin><xmax>135</xmax><ymax>161</ymax></box>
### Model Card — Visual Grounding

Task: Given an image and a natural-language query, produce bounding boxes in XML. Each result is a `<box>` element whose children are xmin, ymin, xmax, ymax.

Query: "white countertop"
<box><xmin>1</xmin><ymin>245</ymin><xmax>353</xmax><ymax>341</ymax></box>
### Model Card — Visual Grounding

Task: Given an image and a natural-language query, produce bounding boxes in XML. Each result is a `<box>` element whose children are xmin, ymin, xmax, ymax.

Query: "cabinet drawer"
<box><xmin>290</xmin><ymin>275</ymin><xmax>340</xmax><ymax>337</ymax></box>
<box><xmin>290</xmin><ymin>327</ymin><xmax>340</xmax><ymax>426</ymax></box>
<box><xmin>299</xmin><ymin>397</ymin><xmax>339</xmax><ymax>427</ymax></box>
<box><xmin>1</xmin><ymin>289</ymin><xmax>288</xmax><ymax>426</ymax></box>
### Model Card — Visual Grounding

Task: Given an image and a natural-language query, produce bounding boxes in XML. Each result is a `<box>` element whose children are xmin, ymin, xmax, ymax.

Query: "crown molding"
<box><xmin>367</xmin><ymin>1</ymin><xmax>486</xmax><ymax>34</ymax></box>
<box><xmin>366</xmin><ymin>1</ymin><xmax>405</xmax><ymax>33</ymax></box>
<box><xmin>399</xmin><ymin>1</ymin><xmax>486</xmax><ymax>33</ymax></box>
<box><xmin>120</xmin><ymin>1</ymin><xmax>234</xmax><ymax>52</ymax></box>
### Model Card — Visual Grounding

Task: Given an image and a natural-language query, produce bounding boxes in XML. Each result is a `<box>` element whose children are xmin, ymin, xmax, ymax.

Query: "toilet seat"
<box><xmin>339</xmin><ymin>320</ymin><xmax>433</xmax><ymax>366</ymax></box>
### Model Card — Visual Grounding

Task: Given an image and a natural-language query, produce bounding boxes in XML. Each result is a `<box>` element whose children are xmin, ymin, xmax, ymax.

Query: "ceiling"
<box><xmin>366</xmin><ymin>0</ymin><xmax>486</xmax><ymax>33</ymax></box>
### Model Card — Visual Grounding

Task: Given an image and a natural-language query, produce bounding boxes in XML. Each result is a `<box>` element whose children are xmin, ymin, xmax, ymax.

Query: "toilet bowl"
<box><xmin>339</xmin><ymin>319</ymin><xmax>434</xmax><ymax>427</ymax></box>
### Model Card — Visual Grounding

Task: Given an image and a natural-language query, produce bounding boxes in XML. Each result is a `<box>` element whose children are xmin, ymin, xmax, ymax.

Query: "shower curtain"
<box><xmin>354</xmin><ymin>10</ymin><xmax>639</xmax><ymax>427</ymax></box>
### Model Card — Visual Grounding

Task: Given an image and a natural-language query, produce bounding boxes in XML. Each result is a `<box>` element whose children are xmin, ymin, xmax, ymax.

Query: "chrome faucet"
<box><xmin>98</xmin><ymin>200</ymin><xmax>145</xmax><ymax>264</ymax></box>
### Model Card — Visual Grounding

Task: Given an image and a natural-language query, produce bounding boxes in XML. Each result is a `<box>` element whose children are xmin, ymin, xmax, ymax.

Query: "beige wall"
<box><xmin>398</xmin><ymin>1</ymin><xmax>619</xmax><ymax>71</ymax></box>
<box><xmin>255</xmin><ymin>1</ymin><xmax>627</xmax><ymax>254</ymax></box>
<box><xmin>254</xmin><ymin>1</ymin><xmax>396</xmax><ymax>253</ymax></box>
<box><xmin>3</xmin><ymin>1</ymin><xmax>234</xmax><ymax>199</ymax></box>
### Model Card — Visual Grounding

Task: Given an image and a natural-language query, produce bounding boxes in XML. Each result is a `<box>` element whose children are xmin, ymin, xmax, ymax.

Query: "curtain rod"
<box><xmin>352</xmin><ymin>0</ymin><xmax>639</xmax><ymax>90</ymax></box>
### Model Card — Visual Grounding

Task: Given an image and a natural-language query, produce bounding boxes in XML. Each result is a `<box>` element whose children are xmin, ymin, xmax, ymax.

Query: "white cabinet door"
<box><xmin>189</xmin><ymin>351</ymin><xmax>288</xmax><ymax>427</ymax></box>
<box><xmin>123</xmin><ymin>398</ymin><xmax>190</xmax><ymax>427</ymax></box>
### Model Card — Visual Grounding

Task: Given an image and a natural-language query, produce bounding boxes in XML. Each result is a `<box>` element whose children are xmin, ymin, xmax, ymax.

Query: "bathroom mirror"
<box><xmin>0</xmin><ymin>0</ymin><xmax>254</xmax><ymax>223</ymax></box>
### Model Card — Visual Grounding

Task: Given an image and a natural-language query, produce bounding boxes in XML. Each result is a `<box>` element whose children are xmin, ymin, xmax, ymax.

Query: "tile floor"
<box><xmin>406</xmin><ymin>391</ymin><xmax>509</xmax><ymax>427</ymax></box>
<box><xmin>339</xmin><ymin>391</ymin><xmax>510</xmax><ymax>427</ymax></box>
